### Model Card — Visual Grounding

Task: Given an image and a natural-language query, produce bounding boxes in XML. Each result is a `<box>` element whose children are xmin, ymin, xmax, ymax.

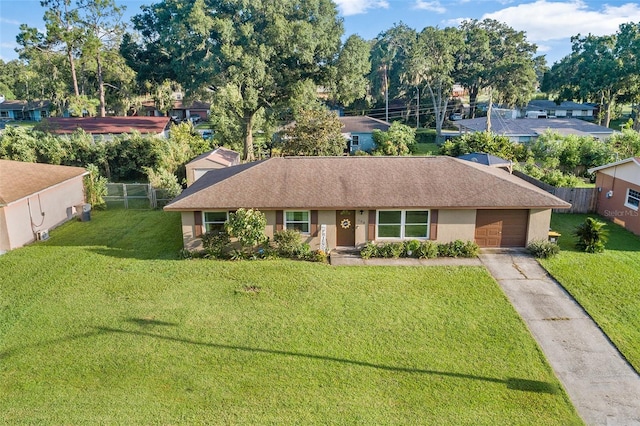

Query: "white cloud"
<box><xmin>334</xmin><ymin>0</ymin><xmax>389</xmax><ymax>16</ymax></box>
<box><xmin>0</xmin><ymin>17</ymin><xmax>22</xmax><ymax>26</ymax></box>
<box><xmin>414</xmin><ymin>1</ymin><xmax>446</xmax><ymax>14</ymax></box>
<box><xmin>483</xmin><ymin>0</ymin><xmax>640</xmax><ymax>42</ymax></box>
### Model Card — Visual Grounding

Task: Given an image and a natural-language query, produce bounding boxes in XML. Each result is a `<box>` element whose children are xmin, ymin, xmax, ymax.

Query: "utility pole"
<box><xmin>384</xmin><ymin>64</ymin><xmax>389</xmax><ymax>122</ymax></box>
<box><xmin>416</xmin><ymin>87</ymin><xmax>420</xmax><ymax>129</ymax></box>
<box><xmin>486</xmin><ymin>87</ymin><xmax>492</xmax><ymax>133</ymax></box>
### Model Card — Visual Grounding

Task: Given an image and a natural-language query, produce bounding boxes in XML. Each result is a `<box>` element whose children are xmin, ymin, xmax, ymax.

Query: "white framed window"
<box><xmin>625</xmin><ymin>188</ymin><xmax>640</xmax><ymax>210</ymax></box>
<box><xmin>203</xmin><ymin>211</ymin><xmax>228</xmax><ymax>234</ymax></box>
<box><xmin>377</xmin><ymin>210</ymin><xmax>430</xmax><ymax>239</ymax></box>
<box><xmin>351</xmin><ymin>135</ymin><xmax>359</xmax><ymax>147</ymax></box>
<box><xmin>285</xmin><ymin>210</ymin><xmax>310</xmax><ymax>234</ymax></box>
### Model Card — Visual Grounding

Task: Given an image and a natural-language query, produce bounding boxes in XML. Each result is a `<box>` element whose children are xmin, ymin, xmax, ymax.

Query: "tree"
<box><xmin>369</xmin><ymin>24</ymin><xmax>416</xmax><ymax>122</ymax></box>
<box><xmin>331</xmin><ymin>35</ymin><xmax>371</xmax><ymax>107</ymax></box>
<box><xmin>574</xmin><ymin>217</ymin><xmax>608</xmax><ymax>253</ymax></box>
<box><xmin>281</xmin><ymin>108</ymin><xmax>346</xmax><ymax>156</ymax></box>
<box><xmin>124</xmin><ymin>0</ymin><xmax>343</xmax><ymax>162</ymax></box>
<box><xmin>372</xmin><ymin>121</ymin><xmax>416</xmax><ymax>155</ymax></box>
<box><xmin>404</xmin><ymin>26</ymin><xmax>463</xmax><ymax>138</ymax></box>
<box><xmin>439</xmin><ymin>131</ymin><xmax>527</xmax><ymax>162</ymax></box>
<box><xmin>225</xmin><ymin>208</ymin><xmax>267</xmax><ymax>250</ymax></box>
<box><xmin>458</xmin><ymin>19</ymin><xmax>538</xmax><ymax>118</ymax></box>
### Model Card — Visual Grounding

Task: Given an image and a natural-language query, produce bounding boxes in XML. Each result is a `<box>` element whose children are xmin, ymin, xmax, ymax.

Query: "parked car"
<box><xmin>449</xmin><ymin>113</ymin><xmax>464</xmax><ymax>121</ymax></box>
<box><xmin>202</xmin><ymin>130</ymin><xmax>213</xmax><ymax>140</ymax></box>
<box><xmin>189</xmin><ymin>114</ymin><xmax>201</xmax><ymax>123</ymax></box>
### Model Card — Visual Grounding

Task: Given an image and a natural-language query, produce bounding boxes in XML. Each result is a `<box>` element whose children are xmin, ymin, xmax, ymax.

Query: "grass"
<box><xmin>412</xmin><ymin>142</ymin><xmax>440</xmax><ymax>155</ymax></box>
<box><xmin>0</xmin><ymin>210</ymin><xmax>582</xmax><ymax>424</ymax></box>
<box><xmin>540</xmin><ymin>213</ymin><xmax>640</xmax><ymax>373</ymax></box>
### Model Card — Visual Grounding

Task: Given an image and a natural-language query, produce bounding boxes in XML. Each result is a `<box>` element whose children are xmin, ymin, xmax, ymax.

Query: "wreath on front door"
<box><xmin>340</xmin><ymin>218</ymin><xmax>351</xmax><ymax>229</ymax></box>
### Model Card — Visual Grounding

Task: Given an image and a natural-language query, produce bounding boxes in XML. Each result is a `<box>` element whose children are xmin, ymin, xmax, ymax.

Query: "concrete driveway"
<box><xmin>479</xmin><ymin>250</ymin><xmax>640</xmax><ymax>426</ymax></box>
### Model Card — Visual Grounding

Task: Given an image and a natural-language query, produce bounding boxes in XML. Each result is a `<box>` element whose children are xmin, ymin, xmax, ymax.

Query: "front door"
<box><xmin>336</xmin><ymin>210</ymin><xmax>356</xmax><ymax>247</ymax></box>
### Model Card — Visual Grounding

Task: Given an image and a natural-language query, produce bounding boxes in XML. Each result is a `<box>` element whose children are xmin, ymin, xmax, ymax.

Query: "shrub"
<box><xmin>201</xmin><ymin>231</ymin><xmax>231</xmax><ymax>258</ymax></box>
<box><xmin>404</xmin><ymin>240</ymin><xmax>421</xmax><ymax>257</ymax></box>
<box><xmin>415</xmin><ymin>241</ymin><xmax>439</xmax><ymax>259</ymax></box>
<box><xmin>527</xmin><ymin>239</ymin><xmax>560</xmax><ymax>258</ymax></box>
<box><xmin>360</xmin><ymin>242</ymin><xmax>378</xmax><ymax>259</ymax></box>
<box><xmin>438</xmin><ymin>240</ymin><xmax>479</xmax><ymax>258</ymax></box>
<box><xmin>225</xmin><ymin>208</ymin><xmax>267</xmax><ymax>250</ymax></box>
<box><xmin>273</xmin><ymin>229</ymin><xmax>305</xmax><ymax>257</ymax></box>
<box><xmin>574</xmin><ymin>217</ymin><xmax>608</xmax><ymax>253</ymax></box>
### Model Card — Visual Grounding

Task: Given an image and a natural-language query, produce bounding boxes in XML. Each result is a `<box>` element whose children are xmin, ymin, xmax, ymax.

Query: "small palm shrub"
<box><xmin>574</xmin><ymin>217</ymin><xmax>608</xmax><ymax>253</ymax></box>
<box><xmin>438</xmin><ymin>240</ymin><xmax>480</xmax><ymax>258</ymax></box>
<box><xmin>527</xmin><ymin>239</ymin><xmax>560</xmax><ymax>258</ymax></box>
<box><xmin>360</xmin><ymin>242</ymin><xmax>378</xmax><ymax>259</ymax></box>
<box><xmin>415</xmin><ymin>241</ymin><xmax>438</xmax><ymax>259</ymax></box>
<box><xmin>404</xmin><ymin>240</ymin><xmax>421</xmax><ymax>257</ymax></box>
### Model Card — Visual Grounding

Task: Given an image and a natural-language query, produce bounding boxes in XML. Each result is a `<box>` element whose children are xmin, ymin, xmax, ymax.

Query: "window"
<box><xmin>285</xmin><ymin>210</ymin><xmax>310</xmax><ymax>234</ymax></box>
<box><xmin>625</xmin><ymin>188</ymin><xmax>640</xmax><ymax>210</ymax></box>
<box><xmin>377</xmin><ymin>210</ymin><xmax>429</xmax><ymax>239</ymax></box>
<box><xmin>203</xmin><ymin>211</ymin><xmax>228</xmax><ymax>234</ymax></box>
<box><xmin>351</xmin><ymin>135</ymin><xmax>359</xmax><ymax>147</ymax></box>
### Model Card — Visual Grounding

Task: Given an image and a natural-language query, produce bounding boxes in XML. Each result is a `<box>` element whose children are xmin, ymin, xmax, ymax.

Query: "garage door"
<box><xmin>475</xmin><ymin>210</ymin><xmax>528</xmax><ymax>248</ymax></box>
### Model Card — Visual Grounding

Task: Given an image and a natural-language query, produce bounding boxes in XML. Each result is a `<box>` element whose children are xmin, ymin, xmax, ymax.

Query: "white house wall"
<box><xmin>1</xmin><ymin>176</ymin><xmax>85</xmax><ymax>251</ymax></box>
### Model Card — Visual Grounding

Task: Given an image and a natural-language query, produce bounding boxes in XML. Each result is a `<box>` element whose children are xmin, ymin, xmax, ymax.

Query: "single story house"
<box><xmin>164</xmin><ymin>156</ymin><xmax>570</xmax><ymax>251</ymax></box>
<box><xmin>457</xmin><ymin>152</ymin><xmax>513</xmax><ymax>173</ymax></box>
<box><xmin>40</xmin><ymin>116</ymin><xmax>171</xmax><ymax>140</ymax></box>
<box><xmin>525</xmin><ymin>100</ymin><xmax>596</xmax><ymax>120</ymax></box>
<box><xmin>185</xmin><ymin>147</ymin><xmax>241</xmax><ymax>186</ymax></box>
<box><xmin>588</xmin><ymin>157</ymin><xmax>640</xmax><ymax>236</ymax></box>
<box><xmin>141</xmin><ymin>100</ymin><xmax>211</xmax><ymax>122</ymax></box>
<box><xmin>0</xmin><ymin>160</ymin><xmax>88</xmax><ymax>254</ymax></box>
<box><xmin>339</xmin><ymin>116</ymin><xmax>391</xmax><ymax>154</ymax></box>
<box><xmin>0</xmin><ymin>99</ymin><xmax>51</xmax><ymax>121</ymax></box>
<box><xmin>455</xmin><ymin>116</ymin><xmax>615</xmax><ymax>143</ymax></box>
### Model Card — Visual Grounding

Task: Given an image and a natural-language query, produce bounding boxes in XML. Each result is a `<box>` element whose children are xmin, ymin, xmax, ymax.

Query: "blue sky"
<box><xmin>1</xmin><ymin>0</ymin><xmax>640</xmax><ymax>65</ymax></box>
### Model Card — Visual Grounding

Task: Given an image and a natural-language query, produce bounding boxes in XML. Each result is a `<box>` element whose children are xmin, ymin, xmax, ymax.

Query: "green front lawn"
<box><xmin>0</xmin><ymin>210</ymin><xmax>581</xmax><ymax>424</ymax></box>
<box><xmin>541</xmin><ymin>214</ymin><xmax>640</xmax><ymax>372</ymax></box>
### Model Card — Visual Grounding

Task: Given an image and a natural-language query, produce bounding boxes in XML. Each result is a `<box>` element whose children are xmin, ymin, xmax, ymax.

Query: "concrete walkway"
<box><xmin>330</xmin><ymin>249</ymin><xmax>640</xmax><ymax>425</ymax></box>
<box><xmin>479</xmin><ymin>250</ymin><xmax>640</xmax><ymax>426</ymax></box>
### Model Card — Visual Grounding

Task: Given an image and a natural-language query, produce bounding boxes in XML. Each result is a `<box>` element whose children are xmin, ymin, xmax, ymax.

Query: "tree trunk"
<box><xmin>96</xmin><ymin>52</ymin><xmax>106</xmax><ymax>117</ymax></box>
<box><xmin>243</xmin><ymin>111</ymin><xmax>255</xmax><ymax>162</ymax></box>
<box><xmin>468</xmin><ymin>85</ymin><xmax>479</xmax><ymax>119</ymax></box>
<box><xmin>68</xmin><ymin>48</ymin><xmax>80</xmax><ymax>97</ymax></box>
<box><xmin>486</xmin><ymin>87</ymin><xmax>493</xmax><ymax>132</ymax></box>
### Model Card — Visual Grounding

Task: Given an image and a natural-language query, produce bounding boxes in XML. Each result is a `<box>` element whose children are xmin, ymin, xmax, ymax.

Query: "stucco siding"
<box><xmin>436</xmin><ymin>209</ymin><xmax>477</xmax><ymax>242</ymax></box>
<box><xmin>597</xmin><ymin>162</ymin><xmax>640</xmax><ymax>184</ymax></box>
<box><xmin>2</xmin><ymin>176</ymin><xmax>85</xmax><ymax>251</ymax></box>
<box><xmin>180</xmin><ymin>211</ymin><xmax>201</xmax><ymax>250</ymax></box>
<box><xmin>527</xmin><ymin>209</ymin><xmax>552</xmax><ymax>243</ymax></box>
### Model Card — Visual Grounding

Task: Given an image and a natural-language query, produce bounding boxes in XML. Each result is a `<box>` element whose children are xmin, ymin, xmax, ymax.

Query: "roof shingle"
<box><xmin>165</xmin><ymin>156</ymin><xmax>570</xmax><ymax>211</ymax></box>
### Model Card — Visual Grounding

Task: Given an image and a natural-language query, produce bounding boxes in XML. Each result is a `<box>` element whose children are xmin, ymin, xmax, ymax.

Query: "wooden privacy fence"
<box><xmin>513</xmin><ymin>171</ymin><xmax>597</xmax><ymax>214</ymax></box>
<box><xmin>105</xmin><ymin>183</ymin><xmax>174</xmax><ymax>209</ymax></box>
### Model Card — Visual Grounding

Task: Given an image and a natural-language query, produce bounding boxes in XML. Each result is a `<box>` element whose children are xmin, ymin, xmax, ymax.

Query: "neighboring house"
<box><xmin>588</xmin><ymin>157</ymin><xmax>640</xmax><ymax>236</ymax></box>
<box><xmin>339</xmin><ymin>116</ymin><xmax>391</xmax><ymax>154</ymax></box>
<box><xmin>455</xmin><ymin>116</ymin><xmax>615</xmax><ymax>143</ymax></box>
<box><xmin>41</xmin><ymin>117</ymin><xmax>171</xmax><ymax>140</ymax></box>
<box><xmin>185</xmin><ymin>147</ymin><xmax>241</xmax><ymax>186</ymax></box>
<box><xmin>164</xmin><ymin>156</ymin><xmax>570</xmax><ymax>251</ymax></box>
<box><xmin>458</xmin><ymin>152</ymin><xmax>513</xmax><ymax>174</ymax></box>
<box><xmin>0</xmin><ymin>160</ymin><xmax>88</xmax><ymax>254</ymax></box>
<box><xmin>525</xmin><ymin>100</ymin><xmax>596</xmax><ymax>120</ymax></box>
<box><xmin>141</xmin><ymin>100</ymin><xmax>211</xmax><ymax>122</ymax></box>
<box><xmin>0</xmin><ymin>99</ymin><xmax>51</xmax><ymax>121</ymax></box>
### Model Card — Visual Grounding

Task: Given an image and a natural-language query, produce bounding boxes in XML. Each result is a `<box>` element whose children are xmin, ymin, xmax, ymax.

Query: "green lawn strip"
<box><xmin>541</xmin><ymin>213</ymin><xmax>640</xmax><ymax>372</ymax></box>
<box><xmin>0</xmin><ymin>210</ymin><xmax>580</xmax><ymax>424</ymax></box>
<box><xmin>412</xmin><ymin>142</ymin><xmax>440</xmax><ymax>155</ymax></box>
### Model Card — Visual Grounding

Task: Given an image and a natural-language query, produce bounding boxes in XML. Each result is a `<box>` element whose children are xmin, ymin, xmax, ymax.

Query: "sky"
<box><xmin>1</xmin><ymin>0</ymin><xmax>640</xmax><ymax>66</ymax></box>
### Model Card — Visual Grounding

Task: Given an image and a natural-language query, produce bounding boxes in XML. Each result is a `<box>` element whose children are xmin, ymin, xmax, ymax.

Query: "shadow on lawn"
<box><xmin>90</xmin><ymin>325</ymin><xmax>560</xmax><ymax>395</ymax></box>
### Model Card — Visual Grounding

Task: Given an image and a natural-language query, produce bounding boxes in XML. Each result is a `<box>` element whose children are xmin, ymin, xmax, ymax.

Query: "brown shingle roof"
<box><xmin>41</xmin><ymin>117</ymin><xmax>170</xmax><ymax>135</ymax></box>
<box><xmin>339</xmin><ymin>116</ymin><xmax>391</xmax><ymax>133</ymax></box>
<box><xmin>0</xmin><ymin>160</ymin><xmax>87</xmax><ymax>206</ymax></box>
<box><xmin>188</xmin><ymin>147</ymin><xmax>241</xmax><ymax>167</ymax></box>
<box><xmin>165</xmin><ymin>156</ymin><xmax>571</xmax><ymax>211</ymax></box>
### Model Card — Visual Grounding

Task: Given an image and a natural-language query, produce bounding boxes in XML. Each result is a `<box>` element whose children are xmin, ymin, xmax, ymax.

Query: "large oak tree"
<box><xmin>122</xmin><ymin>0</ymin><xmax>344</xmax><ymax>161</ymax></box>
